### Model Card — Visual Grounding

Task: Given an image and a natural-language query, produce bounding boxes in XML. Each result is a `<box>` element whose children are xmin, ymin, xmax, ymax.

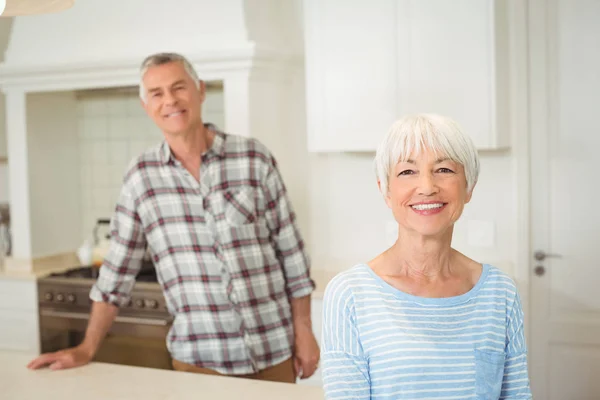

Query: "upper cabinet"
<box><xmin>0</xmin><ymin>94</ymin><xmax>6</xmax><ymax>160</ymax></box>
<box><xmin>304</xmin><ymin>0</ymin><xmax>510</xmax><ymax>152</ymax></box>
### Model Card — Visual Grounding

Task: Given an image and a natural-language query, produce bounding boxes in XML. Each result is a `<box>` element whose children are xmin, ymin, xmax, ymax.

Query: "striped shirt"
<box><xmin>321</xmin><ymin>264</ymin><xmax>532</xmax><ymax>399</ymax></box>
<box><xmin>90</xmin><ymin>126</ymin><xmax>314</xmax><ymax>375</ymax></box>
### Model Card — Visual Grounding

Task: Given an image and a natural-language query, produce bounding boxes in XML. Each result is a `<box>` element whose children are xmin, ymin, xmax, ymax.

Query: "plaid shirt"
<box><xmin>90</xmin><ymin>126</ymin><xmax>314</xmax><ymax>375</ymax></box>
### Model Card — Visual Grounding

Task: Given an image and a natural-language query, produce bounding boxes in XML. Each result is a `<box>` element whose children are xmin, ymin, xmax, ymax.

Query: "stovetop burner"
<box><xmin>47</xmin><ymin>262</ymin><xmax>157</xmax><ymax>283</ymax></box>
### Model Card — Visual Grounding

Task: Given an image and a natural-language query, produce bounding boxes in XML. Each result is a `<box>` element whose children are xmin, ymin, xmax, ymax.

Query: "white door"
<box><xmin>529</xmin><ymin>0</ymin><xmax>600</xmax><ymax>398</ymax></box>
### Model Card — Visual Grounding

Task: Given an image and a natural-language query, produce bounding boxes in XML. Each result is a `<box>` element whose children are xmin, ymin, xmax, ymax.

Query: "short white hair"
<box><xmin>139</xmin><ymin>52</ymin><xmax>200</xmax><ymax>102</ymax></box>
<box><xmin>374</xmin><ymin>114</ymin><xmax>480</xmax><ymax>196</ymax></box>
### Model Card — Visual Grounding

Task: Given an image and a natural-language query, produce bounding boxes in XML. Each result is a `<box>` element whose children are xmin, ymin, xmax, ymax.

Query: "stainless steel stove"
<box><xmin>37</xmin><ymin>263</ymin><xmax>174</xmax><ymax>369</ymax></box>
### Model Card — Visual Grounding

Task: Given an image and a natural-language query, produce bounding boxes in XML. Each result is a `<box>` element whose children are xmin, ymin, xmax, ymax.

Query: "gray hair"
<box><xmin>139</xmin><ymin>52</ymin><xmax>200</xmax><ymax>102</ymax></box>
<box><xmin>374</xmin><ymin>114</ymin><xmax>480</xmax><ymax>196</ymax></box>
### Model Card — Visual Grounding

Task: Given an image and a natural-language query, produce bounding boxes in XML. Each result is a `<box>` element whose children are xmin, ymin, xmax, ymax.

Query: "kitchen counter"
<box><xmin>1</xmin><ymin>352</ymin><xmax>324</xmax><ymax>400</ymax></box>
<box><xmin>0</xmin><ymin>252</ymin><xmax>81</xmax><ymax>281</ymax></box>
<box><xmin>0</xmin><ymin>250</ymin><xmax>342</xmax><ymax>299</ymax></box>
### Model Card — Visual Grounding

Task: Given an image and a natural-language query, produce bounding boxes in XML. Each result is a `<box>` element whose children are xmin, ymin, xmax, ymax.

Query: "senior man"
<box><xmin>28</xmin><ymin>52</ymin><xmax>319</xmax><ymax>383</ymax></box>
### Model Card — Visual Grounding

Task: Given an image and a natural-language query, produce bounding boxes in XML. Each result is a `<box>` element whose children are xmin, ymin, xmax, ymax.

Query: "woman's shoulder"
<box><xmin>482</xmin><ymin>264</ymin><xmax>518</xmax><ymax>291</ymax></box>
<box><xmin>480</xmin><ymin>264</ymin><xmax>523</xmax><ymax>313</ymax></box>
<box><xmin>323</xmin><ymin>264</ymin><xmax>374</xmax><ymax>300</ymax></box>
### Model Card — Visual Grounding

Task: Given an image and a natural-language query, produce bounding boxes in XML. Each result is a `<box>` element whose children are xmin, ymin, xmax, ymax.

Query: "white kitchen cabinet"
<box><xmin>0</xmin><ymin>279</ymin><xmax>39</xmax><ymax>354</ymax></box>
<box><xmin>304</xmin><ymin>0</ymin><xmax>510</xmax><ymax>152</ymax></box>
<box><xmin>304</xmin><ymin>0</ymin><xmax>398</xmax><ymax>152</ymax></box>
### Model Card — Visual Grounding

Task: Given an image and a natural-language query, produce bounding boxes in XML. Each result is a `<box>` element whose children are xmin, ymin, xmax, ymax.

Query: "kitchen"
<box><xmin>1</xmin><ymin>0</ymin><xmax>599</xmax><ymax>399</ymax></box>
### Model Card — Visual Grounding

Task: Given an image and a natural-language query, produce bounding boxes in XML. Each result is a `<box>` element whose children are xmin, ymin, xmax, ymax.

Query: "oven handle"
<box><xmin>40</xmin><ymin>310</ymin><xmax>172</xmax><ymax>326</ymax></box>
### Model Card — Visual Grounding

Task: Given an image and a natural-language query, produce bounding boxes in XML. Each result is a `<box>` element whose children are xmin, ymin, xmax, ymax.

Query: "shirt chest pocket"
<box><xmin>475</xmin><ymin>349</ymin><xmax>505</xmax><ymax>400</ymax></box>
<box><xmin>209</xmin><ymin>188</ymin><xmax>259</xmax><ymax>227</ymax></box>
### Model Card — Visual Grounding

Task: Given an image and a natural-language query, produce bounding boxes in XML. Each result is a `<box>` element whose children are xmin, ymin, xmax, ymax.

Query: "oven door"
<box><xmin>39</xmin><ymin>309</ymin><xmax>173</xmax><ymax>370</ymax></box>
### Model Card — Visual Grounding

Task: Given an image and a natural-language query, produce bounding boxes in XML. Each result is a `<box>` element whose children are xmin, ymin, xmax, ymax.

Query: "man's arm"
<box><xmin>290</xmin><ymin>294</ymin><xmax>320</xmax><ymax>379</ymax></box>
<box><xmin>27</xmin><ymin>302</ymin><xmax>118</xmax><ymax>370</ymax></box>
<box><xmin>29</xmin><ymin>181</ymin><xmax>147</xmax><ymax>370</ymax></box>
<box><xmin>262</xmin><ymin>156</ymin><xmax>315</xmax><ymax>299</ymax></box>
<box><xmin>262</xmin><ymin>155</ymin><xmax>318</xmax><ymax>378</ymax></box>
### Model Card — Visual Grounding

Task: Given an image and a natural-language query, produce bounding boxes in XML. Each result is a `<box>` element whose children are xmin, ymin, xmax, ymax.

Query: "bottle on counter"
<box><xmin>92</xmin><ymin>234</ymin><xmax>110</xmax><ymax>268</ymax></box>
<box><xmin>76</xmin><ymin>239</ymin><xmax>93</xmax><ymax>266</ymax></box>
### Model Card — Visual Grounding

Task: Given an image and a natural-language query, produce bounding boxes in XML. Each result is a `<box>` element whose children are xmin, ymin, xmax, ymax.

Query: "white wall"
<box><xmin>27</xmin><ymin>92</ymin><xmax>81</xmax><ymax>257</ymax></box>
<box><xmin>306</xmin><ymin>152</ymin><xmax>516</xmax><ymax>275</ymax></box>
<box><xmin>0</xmin><ymin>166</ymin><xmax>7</xmax><ymax>203</ymax></box>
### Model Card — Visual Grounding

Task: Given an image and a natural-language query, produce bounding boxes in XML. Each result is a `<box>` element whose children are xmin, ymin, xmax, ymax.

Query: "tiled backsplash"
<box><xmin>76</xmin><ymin>87</ymin><xmax>224</xmax><ymax>241</ymax></box>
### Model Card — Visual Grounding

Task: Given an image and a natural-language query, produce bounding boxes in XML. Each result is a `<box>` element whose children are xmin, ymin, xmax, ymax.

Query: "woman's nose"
<box><xmin>417</xmin><ymin>172</ymin><xmax>438</xmax><ymax>196</ymax></box>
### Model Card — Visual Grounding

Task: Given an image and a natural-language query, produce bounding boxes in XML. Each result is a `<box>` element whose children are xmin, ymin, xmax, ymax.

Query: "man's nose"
<box><xmin>164</xmin><ymin>90</ymin><xmax>177</xmax><ymax>105</ymax></box>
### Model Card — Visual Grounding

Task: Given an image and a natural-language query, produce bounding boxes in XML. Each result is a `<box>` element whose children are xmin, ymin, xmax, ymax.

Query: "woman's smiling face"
<box><xmin>384</xmin><ymin>147</ymin><xmax>473</xmax><ymax>238</ymax></box>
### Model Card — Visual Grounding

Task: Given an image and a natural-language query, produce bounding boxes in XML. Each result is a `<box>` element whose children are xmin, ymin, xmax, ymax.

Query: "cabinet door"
<box><xmin>304</xmin><ymin>0</ymin><xmax>398</xmax><ymax>152</ymax></box>
<box><xmin>0</xmin><ymin>309</ymin><xmax>39</xmax><ymax>353</ymax></box>
<box><xmin>304</xmin><ymin>0</ymin><xmax>510</xmax><ymax>152</ymax></box>
<box><xmin>398</xmin><ymin>0</ymin><xmax>509</xmax><ymax>149</ymax></box>
<box><xmin>0</xmin><ymin>279</ymin><xmax>39</xmax><ymax>353</ymax></box>
<box><xmin>0</xmin><ymin>93</ymin><xmax>6</xmax><ymax>159</ymax></box>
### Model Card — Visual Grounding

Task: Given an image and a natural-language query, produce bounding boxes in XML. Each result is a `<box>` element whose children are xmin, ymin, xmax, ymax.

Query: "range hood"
<box><xmin>1</xmin><ymin>0</ymin><xmax>74</xmax><ymax>17</ymax></box>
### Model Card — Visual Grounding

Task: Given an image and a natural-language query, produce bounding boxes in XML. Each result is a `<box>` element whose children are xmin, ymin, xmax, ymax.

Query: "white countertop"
<box><xmin>1</xmin><ymin>352</ymin><xmax>324</xmax><ymax>400</ymax></box>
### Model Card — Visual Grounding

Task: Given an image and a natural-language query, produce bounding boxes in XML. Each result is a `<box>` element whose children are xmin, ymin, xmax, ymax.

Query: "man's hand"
<box><xmin>27</xmin><ymin>344</ymin><xmax>93</xmax><ymax>371</ymax></box>
<box><xmin>293</xmin><ymin>323</ymin><xmax>320</xmax><ymax>379</ymax></box>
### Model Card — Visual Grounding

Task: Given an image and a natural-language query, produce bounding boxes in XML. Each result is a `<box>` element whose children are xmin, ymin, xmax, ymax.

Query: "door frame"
<box><xmin>521</xmin><ymin>0</ymin><xmax>558</xmax><ymax>397</ymax></box>
<box><xmin>509</xmin><ymin>0</ymin><xmax>532</xmax><ymax>331</ymax></box>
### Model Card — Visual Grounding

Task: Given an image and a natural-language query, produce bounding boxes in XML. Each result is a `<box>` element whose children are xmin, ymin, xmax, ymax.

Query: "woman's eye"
<box><xmin>437</xmin><ymin>167</ymin><xmax>454</xmax><ymax>173</ymax></box>
<box><xmin>398</xmin><ymin>170</ymin><xmax>415</xmax><ymax>176</ymax></box>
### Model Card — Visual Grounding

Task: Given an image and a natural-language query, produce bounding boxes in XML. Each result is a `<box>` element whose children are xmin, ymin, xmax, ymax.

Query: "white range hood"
<box><xmin>0</xmin><ymin>0</ymin><xmax>74</xmax><ymax>17</ymax></box>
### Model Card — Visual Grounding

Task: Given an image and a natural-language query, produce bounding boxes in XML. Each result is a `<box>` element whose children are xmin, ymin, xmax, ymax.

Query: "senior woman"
<box><xmin>321</xmin><ymin>114</ymin><xmax>532</xmax><ymax>399</ymax></box>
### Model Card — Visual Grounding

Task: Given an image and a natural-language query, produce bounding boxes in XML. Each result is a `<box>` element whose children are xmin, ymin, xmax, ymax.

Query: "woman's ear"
<box><xmin>378</xmin><ymin>180</ymin><xmax>393</xmax><ymax>209</ymax></box>
<box><xmin>465</xmin><ymin>182</ymin><xmax>476</xmax><ymax>204</ymax></box>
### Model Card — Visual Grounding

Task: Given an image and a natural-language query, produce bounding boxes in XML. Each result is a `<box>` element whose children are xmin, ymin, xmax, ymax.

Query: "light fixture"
<box><xmin>0</xmin><ymin>0</ymin><xmax>74</xmax><ymax>17</ymax></box>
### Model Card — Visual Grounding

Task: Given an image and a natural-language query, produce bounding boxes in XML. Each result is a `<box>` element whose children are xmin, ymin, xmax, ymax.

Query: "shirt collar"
<box><xmin>159</xmin><ymin>123</ymin><xmax>226</xmax><ymax>165</ymax></box>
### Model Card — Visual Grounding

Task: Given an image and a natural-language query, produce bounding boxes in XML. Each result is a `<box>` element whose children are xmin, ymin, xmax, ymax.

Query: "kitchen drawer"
<box><xmin>0</xmin><ymin>308</ymin><xmax>39</xmax><ymax>353</ymax></box>
<box><xmin>0</xmin><ymin>279</ymin><xmax>37</xmax><ymax>311</ymax></box>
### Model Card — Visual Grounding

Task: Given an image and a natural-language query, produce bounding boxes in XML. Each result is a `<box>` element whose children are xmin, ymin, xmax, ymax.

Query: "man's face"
<box><xmin>141</xmin><ymin>61</ymin><xmax>206</xmax><ymax>136</ymax></box>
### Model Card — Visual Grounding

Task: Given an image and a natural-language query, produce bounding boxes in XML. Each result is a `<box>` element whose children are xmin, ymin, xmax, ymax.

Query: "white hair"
<box><xmin>374</xmin><ymin>114</ymin><xmax>480</xmax><ymax>196</ymax></box>
<box><xmin>139</xmin><ymin>52</ymin><xmax>200</xmax><ymax>102</ymax></box>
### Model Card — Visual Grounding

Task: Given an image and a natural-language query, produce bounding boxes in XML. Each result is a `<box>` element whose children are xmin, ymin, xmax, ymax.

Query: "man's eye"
<box><xmin>398</xmin><ymin>170</ymin><xmax>415</xmax><ymax>176</ymax></box>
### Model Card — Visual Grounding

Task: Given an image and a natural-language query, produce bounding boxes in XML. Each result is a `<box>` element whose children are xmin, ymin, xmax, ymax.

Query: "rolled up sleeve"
<box><xmin>263</xmin><ymin>156</ymin><xmax>314</xmax><ymax>299</ymax></box>
<box><xmin>89</xmin><ymin>184</ymin><xmax>146</xmax><ymax>307</ymax></box>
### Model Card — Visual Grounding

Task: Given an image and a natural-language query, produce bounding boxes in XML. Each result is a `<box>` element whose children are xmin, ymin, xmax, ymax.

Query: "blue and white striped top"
<box><xmin>321</xmin><ymin>264</ymin><xmax>532</xmax><ymax>399</ymax></box>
